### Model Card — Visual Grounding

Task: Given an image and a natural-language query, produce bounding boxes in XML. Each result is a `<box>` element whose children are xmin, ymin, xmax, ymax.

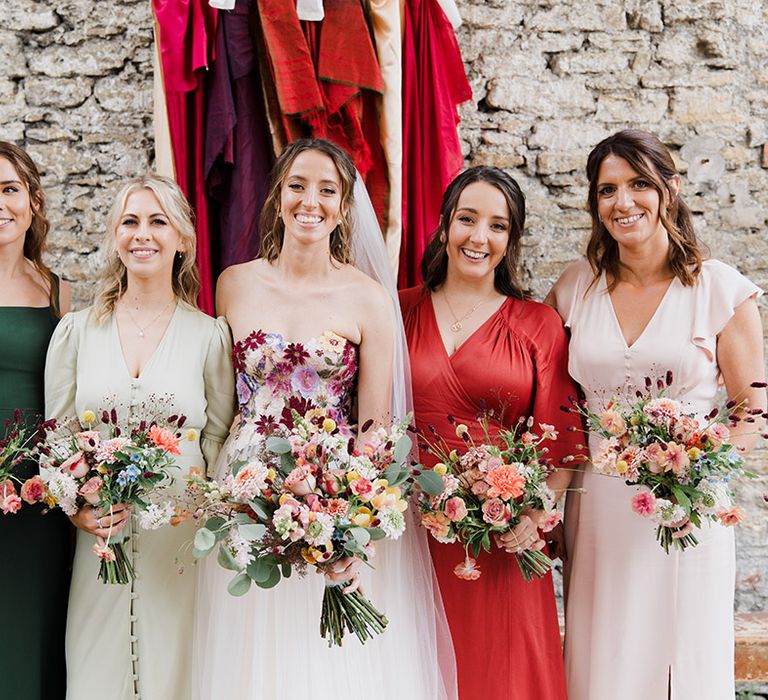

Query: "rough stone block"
<box><xmin>486</xmin><ymin>77</ymin><xmax>594</xmax><ymax>118</ymax></box>
<box><xmin>94</xmin><ymin>73</ymin><xmax>152</xmax><ymax>114</ymax></box>
<box><xmin>670</xmin><ymin>88</ymin><xmax>742</xmax><ymax>126</ymax></box>
<box><xmin>25</xmin><ymin>125</ymin><xmax>78</xmax><ymax>142</ymax></box>
<box><xmin>536</xmin><ymin>151</ymin><xmax>583</xmax><ymax>175</ymax></box>
<box><xmin>25</xmin><ymin>143</ymin><xmax>96</xmax><ymax>184</ymax></box>
<box><xmin>24</xmin><ymin>77</ymin><xmax>93</xmax><ymax>108</ymax></box>
<box><xmin>27</xmin><ymin>40</ymin><xmax>128</xmax><ymax>77</ymax></box>
<box><xmin>662</xmin><ymin>0</ymin><xmax>728</xmax><ymax>24</ymax></box>
<box><xmin>595</xmin><ymin>91</ymin><xmax>668</xmax><ymax>124</ymax></box>
<box><xmin>4</xmin><ymin>0</ymin><xmax>59</xmax><ymax>31</ymax></box>
<box><xmin>527</xmin><ymin>4</ymin><xmax>626</xmax><ymax>32</ymax></box>
<box><xmin>551</xmin><ymin>50</ymin><xmax>630</xmax><ymax>76</ymax></box>
<box><xmin>639</xmin><ymin>66</ymin><xmax>734</xmax><ymax>89</ymax></box>
<box><xmin>527</xmin><ymin>121</ymin><xmax>610</xmax><ymax>151</ymax></box>
<box><xmin>680</xmin><ymin>135</ymin><xmax>726</xmax><ymax>182</ymax></box>
<box><xmin>626</xmin><ymin>0</ymin><xmax>664</xmax><ymax>32</ymax></box>
<box><xmin>460</xmin><ymin>4</ymin><xmax>524</xmax><ymax>29</ymax></box>
<box><xmin>0</xmin><ymin>32</ymin><xmax>27</xmax><ymax>79</ymax></box>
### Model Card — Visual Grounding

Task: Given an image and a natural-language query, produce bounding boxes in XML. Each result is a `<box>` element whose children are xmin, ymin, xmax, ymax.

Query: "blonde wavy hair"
<box><xmin>93</xmin><ymin>174</ymin><xmax>200</xmax><ymax>322</ymax></box>
<box><xmin>259</xmin><ymin>139</ymin><xmax>357</xmax><ymax>264</ymax></box>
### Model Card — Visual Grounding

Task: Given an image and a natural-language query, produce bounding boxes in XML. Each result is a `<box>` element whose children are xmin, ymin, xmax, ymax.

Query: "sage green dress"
<box><xmin>0</xmin><ymin>296</ymin><xmax>72</xmax><ymax>700</ymax></box>
<box><xmin>45</xmin><ymin>301</ymin><xmax>236</xmax><ymax>700</ymax></box>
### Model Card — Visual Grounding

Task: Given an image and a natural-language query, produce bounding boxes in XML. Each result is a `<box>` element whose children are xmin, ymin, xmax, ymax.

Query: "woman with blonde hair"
<box><xmin>45</xmin><ymin>174</ymin><xmax>235</xmax><ymax>700</ymax></box>
<box><xmin>0</xmin><ymin>140</ymin><xmax>71</xmax><ymax>700</ymax></box>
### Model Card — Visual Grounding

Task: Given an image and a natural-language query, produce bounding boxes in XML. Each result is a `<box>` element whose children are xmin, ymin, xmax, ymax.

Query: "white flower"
<box><xmin>349</xmin><ymin>454</ymin><xmax>379</xmax><ymax>481</ymax></box>
<box><xmin>46</xmin><ymin>470</ymin><xmax>79</xmax><ymax>515</ymax></box>
<box><xmin>534</xmin><ymin>482</ymin><xmax>556</xmax><ymax>512</ymax></box>
<box><xmin>377</xmin><ymin>507</ymin><xmax>406</xmax><ymax>539</ymax></box>
<box><xmin>137</xmin><ymin>501</ymin><xmax>174</xmax><ymax>530</ymax></box>
<box><xmin>694</xmin><ymin>480</ymin><xmax>731</xmax><ymax>516</ymax></box>
<box><xmin>593</xmin><ymin>438</ymin><xmax>619</xmax><ymax>475</ymax></box>
<box><xmin>305</xmin><ymin>512</ymin><xmax>334</xmax><ymax>547</ymax></box>
<box><xmin>654</xmin><ymin>498</ymin><xmax>686</xmax><ymax>527</ymax></box>
<box><xmin>228</xmin><ymin>528</ymin><xmax>255</xmax><ymax>569</ymax></box>
<box><xmin>223</xmin><ymin>461</ymin><xmax>269</xmax><ymax>501</ymax></box>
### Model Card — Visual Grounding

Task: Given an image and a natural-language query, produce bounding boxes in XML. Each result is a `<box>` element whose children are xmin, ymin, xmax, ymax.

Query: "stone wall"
<box><xmin>1</xmin><ymin>0</ymin><xmax>766</xmax><ymax>616</ymax></box>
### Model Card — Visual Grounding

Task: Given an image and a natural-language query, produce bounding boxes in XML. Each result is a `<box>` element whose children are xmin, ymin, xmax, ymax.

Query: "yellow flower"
<box><xmin>433</xmin><ymin>463</ymin><xmax>447</xmax><ymax>476</ymax></box>
<box><xmin>616</xmin><ymin>460</ymin><xmax>628</xmax><ymax>475</ymax></box>
<box><xmin>346</xmin><ymin>470</ymin><xmax>361</xmax><ymax>483</ymax></box>
<box><xmin>266</xmin><ymin>468</ymin><xmax>277</xmax><ymax>481</ymax></box>
<box><xmin>395</xmin><ymin>498</ymin><xmax>409</xmax><ymax>513</ymax></box>
<box><xmin>455</xmin><ymin>424</ymin><xmax>469</xmax><ymax>438</ymax></box>
<box><xmin>351</xmin><ymin>506</ymin><xmax>373</xmax><ymax>527</ymax></box>
<box><xmin>96</xmin><ymin>464</ymin><xmax>108</xmax><ymax>474</ymax></box>
<box><xmin>687</xmin><ymin>447</ymin><xmax>701</xmax><ymax>460</ymax></box>
<box><xmin>279</xmin><ymin>493</ymin><xmax>294</xmax><ymax>505</ymax></box>
<box><xmin>185</xmin><ymin>428</ymin><xmax>198</xmax><ymax>442</ymax></box>
<box><xmin>449</xmin><ymin>450</ymin><xmax>458</xmax><ymax>461</ymax></box>
<box><xmin>80</xmin><ymin>410</ymin><xmax>96</xmax><ymax>425</ymax></box>
<box><xmin>301</xmin><ymin>547</ymin><xmax>322</xmax><ymax>565</ymax></box>
<box><xmin>373</xmin><ymin>478</ymin><xmax>390</xmax><ymax>489</ymax></box>
<box><xmin>630</xmin><ymin>415</ymin><xmax>640</xmax><ymax>426</ymax></box>
<box><xmin>322</xmin><ymin>418</ymin><xmax>337</xmax><ymax>433</ymax></box>
<box><xmin>44</xmin><ymin>494</ymin><xmax>57</xmax><ymax>509</ymax></box>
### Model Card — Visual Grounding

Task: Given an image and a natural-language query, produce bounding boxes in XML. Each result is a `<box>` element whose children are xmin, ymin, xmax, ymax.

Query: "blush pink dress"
<box><xmin>551</xmin><ymin>258</ymin><xmax>762</xmax><ymax>700</ymax></box>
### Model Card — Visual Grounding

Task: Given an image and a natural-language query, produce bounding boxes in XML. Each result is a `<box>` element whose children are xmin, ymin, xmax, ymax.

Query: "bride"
<box><xmin>193</xmin><ymin>139</ymin><xmax>456</xmax><ymax>699</ymax></box>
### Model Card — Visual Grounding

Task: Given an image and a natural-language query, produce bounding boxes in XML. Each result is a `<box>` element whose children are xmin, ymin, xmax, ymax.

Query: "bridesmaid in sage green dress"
<box><xmin>0</xmin><ymin>141</ymin><xmax>72</xmax><ymax>699</ymax></box>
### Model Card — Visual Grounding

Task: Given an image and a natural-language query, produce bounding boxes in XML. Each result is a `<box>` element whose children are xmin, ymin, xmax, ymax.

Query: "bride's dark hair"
<box><xmin>260</xmin><ymin>139</ymin><xmax>357</xmax><ymax>265</ymax></box>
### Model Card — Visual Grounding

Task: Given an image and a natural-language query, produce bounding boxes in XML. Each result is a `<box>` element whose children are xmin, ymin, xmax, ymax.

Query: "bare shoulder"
<box><xmin>216</xmin><ymin>260</ymin><xmax>271</xmax><ymax>315</ymax></box>
<box><xmin>59</xmin><ymin>278</ymin><xmax>72</xmax><ymax>314</ymax></box>
<box><xmin>339</xmin><ymin>264</ymin><xmax>390</xmax><ymax>304</ymax></box>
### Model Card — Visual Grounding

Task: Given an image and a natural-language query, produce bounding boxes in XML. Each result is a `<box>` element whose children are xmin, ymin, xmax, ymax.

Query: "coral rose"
<box><xmin>718</xmin><ymin>506</ymin><xmax>746</xmax><ymax>526</ymax></box>
<box><xmin>284</xmin><ymin>466</ymin><xmax>316</xmax><ymax>497</ymax></box>
<box><xmin>421</xmin><ymin>512</ymin><xmax>454</xmax><ymax>542</ymax></box>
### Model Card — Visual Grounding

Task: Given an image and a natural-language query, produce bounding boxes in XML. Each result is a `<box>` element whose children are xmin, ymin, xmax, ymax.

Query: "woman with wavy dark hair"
<box><xmin>0</xmin><ymin>141</ymin><xmax>72</xmax><ymax>700</ymax></box>
<box><xmin>548</xmin><ymin>129</ymin><xmax>766</xmax><ymax>699</ymax></box>
<box><xmin>401</xmin><ymin>166</ymin><xmax>583</xmax><ymax>699</ymax></box>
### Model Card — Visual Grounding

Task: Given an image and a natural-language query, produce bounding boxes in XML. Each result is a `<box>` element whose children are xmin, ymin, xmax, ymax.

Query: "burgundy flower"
<box><xmin>255</xmin><ymin>414</ymin><xmax>279</xmax><ymax>435</ymax></box>
<box><xmin>284</xmin><ymin>343</ymin><xmax>310</xmax><ymax>366</ymax></box>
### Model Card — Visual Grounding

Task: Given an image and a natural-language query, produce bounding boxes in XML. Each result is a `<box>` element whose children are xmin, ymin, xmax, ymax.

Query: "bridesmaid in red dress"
<box><xmin>400</xmin><ymin>166</ymin><xmax>582</xmax><ymax>699</ymax></box>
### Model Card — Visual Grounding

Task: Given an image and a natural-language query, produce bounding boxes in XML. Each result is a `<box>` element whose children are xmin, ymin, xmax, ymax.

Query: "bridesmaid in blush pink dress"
<box><xmin>548</xmin><ymin>129</ymin><xmax>766</xmax><ymax>700</ymax></box>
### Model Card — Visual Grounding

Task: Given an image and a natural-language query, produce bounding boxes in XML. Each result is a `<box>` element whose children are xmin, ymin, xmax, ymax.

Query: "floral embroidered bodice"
<box><xmin>222</xmin><ymin>329</ymin><xmax>358</xmax><ymax>469</ymax></box>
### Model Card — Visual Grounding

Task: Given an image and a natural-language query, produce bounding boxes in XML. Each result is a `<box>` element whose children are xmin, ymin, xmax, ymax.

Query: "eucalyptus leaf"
<box><xmin>227</xmin><ymin>572</ymin><xmax>252</xmax><ymax>597</ymax></box>
<box><xmin>194</xmin><ymin>527</ymin><xmax>216</xmax><ymax>553</ymax></box>
<box><xmin>247</xmin><ymin>498</ymin><xmax>271</xmax><ymax>521</ymax></box>
<box><xmin>246</xmin><ymin>558</ymin><xmax>274</xmax><ymax>584</ymax></box>
<box><xmin>348</xmin><ymin>527</ymin><xmax>371</xmax><ymax>547</ymax></box>
<box><xmin>256</xmin><ymin>565</ymin><xmax>281</xmax><ymax>589</ymax></box>
<box><xmin>367</xmin><ymin>527</ymin><xmax>387</xmax><ymax>541</ymax></box>
<box><xmin>266</xmin><ymin>436</ymin><xmax>292</xmax><ymax>454</ymax></box>
<box><xmin>217</xmin><ymin>544</ymin><xmax>240</xmax><ymax>571</ymax></box>
<box><xmin>416</xmin><ymin>469</ymin><xmax>445</xmax><ymax>496</ymax></box>
<box><xmin>280</xmin><ymin>563</ymin><xmax>292</xmax><ymax>578</ymax></box>
<box><xmin>393</xmin><ymin>434</ymin><xmax>412</xmax><ymax>464</ymax></box>
<box><xmin>238</xmin><ymin>523</ymin><xmax>267</xmax><ymax>541</ymax></box>
<box><xmin>204</xmin><ymin>516</ymin><xmax>226</xmax><ymax>532</ymax></box>
<box><xmin>279</xmin><ymin>452</ymin><xmax>295</xmax><ymax>476</ymax></box>
<box><xmin>230</xmin><ymin>460</ymin><xmax>247</xmax><ymax>477</ymax></box>
<box><xmin>383</xmin><ymin>461</ymin><xmax>401</xmax><ymax>485</ymax></box>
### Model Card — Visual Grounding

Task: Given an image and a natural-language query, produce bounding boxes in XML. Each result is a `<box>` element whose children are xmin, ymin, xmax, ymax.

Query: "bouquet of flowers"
<box><xmin>0</xmin><ymin>409</ymin><xmax>52</xmax><ymax>515</ymax></box>
<box><xmin>36</xmin><ymin>401</ymin><xmax>192</xmax><ymax>583</ymax></box>
<box><xmin>568</xmin><ymin>372</ymin><xmax>766</xmax><ymax>553</ymax></box>
<box><xmin>416</xmin><ymin>416</ymin><xmax>565</xmax><ymax>583</ymax></box>
<box><xmin>188</xmin><ymin>410</ymin><xmax>440</xmax><ymax>647</ymax></box>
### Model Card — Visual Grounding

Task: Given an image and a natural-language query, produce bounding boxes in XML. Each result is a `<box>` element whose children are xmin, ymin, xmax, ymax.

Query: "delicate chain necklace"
<box><xmin>122</xmin><ymin>297</ymin><xmax>176</xmax><ymax>338</ymax></box>
<box><xmin>442</xmin><ymin>288</ymin><xmax>495</xmax><ymax>333</ymax></box>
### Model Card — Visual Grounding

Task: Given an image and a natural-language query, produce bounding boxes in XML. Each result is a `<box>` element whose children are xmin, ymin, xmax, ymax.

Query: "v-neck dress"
<box><xmin>44</xmin><ymin>301</ymin><xmax>236</xmax><ymax>700</ymax></box>
<box><xmin>551</xmin><ymin>258</ymin><xmax>763</xmax><ymax>700</ymax></box>
<box><xmin>400</xmin><ymin>287</ymin><xmax>584</xmax><ymax>700</ymax></box>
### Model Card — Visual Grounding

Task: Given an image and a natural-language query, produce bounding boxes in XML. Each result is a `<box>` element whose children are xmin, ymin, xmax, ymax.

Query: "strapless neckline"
<box><xmin>233</xmin><ymin>328</ymin><xmax>357</xmax><ymax>356</ymax></box>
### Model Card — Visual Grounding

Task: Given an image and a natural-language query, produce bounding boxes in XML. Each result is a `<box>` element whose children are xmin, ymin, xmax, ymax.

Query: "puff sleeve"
<box><xmin>200</xmin><ymin>316</ymin><xmax>237</xmax><ymax>473</ymax></box>
<box><xmin>44</xmin><ymin>311</ymin><xmax>79</xmax><ymax>421</ymax></box>
<box><xmin>549</xmin><ymin>259</ymin><xmax>593</xmax><ymax>330</ymax></box>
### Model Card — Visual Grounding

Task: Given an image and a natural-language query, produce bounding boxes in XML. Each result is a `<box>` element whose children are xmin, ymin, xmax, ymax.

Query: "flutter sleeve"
<box><xmin>530</xmin><ymin>304</ymin><xmax>585</xmax><ymax>469</ymax></box>
<box><xmin>200</xmin><ymin>316</ymin><xmax>237</xmax><ymax>473</ymax></box>
<box><xmin>549</xmin><ymin>259</ymin><xmax>593</xmax><ymax>329</ymax></box>
<box><xmin>44</xmin><ymin>311</ymin><xmax>79</xmax><ymax>420</ymax></box>
<box><xmin>692</xmin><ymin>259</ymin><xmax>764</xmax><ymax>362</ymax></box>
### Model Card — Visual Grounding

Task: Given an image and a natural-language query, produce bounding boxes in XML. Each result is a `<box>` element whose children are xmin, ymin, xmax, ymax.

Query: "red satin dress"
<box><xmin>400</xmin><ymin>287</ymin><xmax>582</xmax><ymax>700</ymax></box>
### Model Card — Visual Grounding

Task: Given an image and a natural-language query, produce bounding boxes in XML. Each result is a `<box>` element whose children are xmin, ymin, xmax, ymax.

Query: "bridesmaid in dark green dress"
<box><xmin>0</xmin><ymin>141</ymin><xmax>72</xmax><ymax>700</ymax></box>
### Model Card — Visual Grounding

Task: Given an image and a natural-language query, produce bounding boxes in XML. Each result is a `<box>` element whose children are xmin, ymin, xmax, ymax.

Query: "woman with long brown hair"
<box><xmin>400</xmin><ymin>165</ymin><xmax>583</xmax><ymax>699</ymax></box>
<box><xmin>0</xmin><ymin>141</ymin><xmax>71</xmax><ymax>700</ymax></box>
<box><xmin>45</xmin><ymin>174</ymin><xmax>235</xmax><ymax>700</ymax></box>
<box><xmin>548</xmin><ymin>129</ymin><xmax>766</xmax><ymax>699</ymax></box>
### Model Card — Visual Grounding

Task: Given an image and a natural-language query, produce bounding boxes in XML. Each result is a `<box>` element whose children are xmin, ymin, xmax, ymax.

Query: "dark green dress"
<box><xmin>0</xmin><ymin>293</ymin><xmax>72</xmax><ymax>699</ymax></box>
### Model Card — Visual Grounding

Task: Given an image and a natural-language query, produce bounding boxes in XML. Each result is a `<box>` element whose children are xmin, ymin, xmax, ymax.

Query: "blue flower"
<box><xmin>116</xmin><ymin>464</ymin><xmax>141</xmax><ymax>487</ymax></box>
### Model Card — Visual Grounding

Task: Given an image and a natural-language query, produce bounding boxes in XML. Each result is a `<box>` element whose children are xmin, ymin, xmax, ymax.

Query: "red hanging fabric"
<box><xmin>153</xmin><ymin>0</ymin><xmax>217</xmax><ymax>314</ymax></box>
<box><xmin>257</xmin><ymin>0</ymin><xmax>389</xmax><ymax>227</ymax></box>
<box><xmin>399</xmin><ymin>0</ymin><xmax>472</xmax><ymax>288</ymax></box>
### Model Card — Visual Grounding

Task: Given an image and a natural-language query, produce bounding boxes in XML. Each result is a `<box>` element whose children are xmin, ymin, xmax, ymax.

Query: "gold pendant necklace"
<box><xmin>442</xmin><ymin>288</ymin><xmax>495</xmax><ymax>333</ymax></box>
<box><xmin>124</xmin><ymin>297</ymin><xmax>176</xmax><ymax>338</ymax></box>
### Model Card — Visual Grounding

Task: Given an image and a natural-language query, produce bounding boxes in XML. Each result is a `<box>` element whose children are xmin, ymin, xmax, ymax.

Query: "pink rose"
<box><xmin>60</xmin><ymin>451</ymin><xmax>89</xmax><ymax>479</ymax></box>
<box><xmin>320</xmin><ymin>469</ymin><xmax>345</xmax><ymax>496</ymax></box>
<box><xmin>705</xmin><ymin>423</ymin><xmax>730</xmax><ymax>448</ymax></box>
<box><xmin>481</xmin><ymin>498</ymin><xmax>511</xmax><ymax>527</ymax></box>
<box><xmin>0</xmin><ymin>480</ymin><xmax>22</xmax><ymax>514</ymax></box>
<box><xmin>78</xmin><ymin>476</ymin><xmax>104</xmax><ymax>506</ymax></box>
<box><xmin>453</xmin><ymin>557</ymin><xmax>481</xmax><ymax>581</ymax></box>
<box><xmin>283</xmin><ymin>466</ymin><xmax>316</xmax><ymax>497</ymax></box>
<box><xmin>444</xmin><ymin>496</ymin><xmax>468</xmax><ymax>522</ymax></box>
<box><xmin>20</xmin><ymin>476</ymin><xmax>47</xmax><ymax>505</ymax></box>
<box><xmin>75</xmin><ymin>430</ymin><xmax>100</xmax><ymax>452</ymax></box>
<box><xmin>642</xmin><ymin>442</ymin><xmax>668</xmax><ymax>474</ymax></box>
<box><xmin>631</xmin><ymin>487</ymin><xmax>657</xmax><ymax>517</ymax></box>
<box><xmin>470</xmin><ymin>478</ymin><xmax>490</xmax><ymax>498</ymax></box>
